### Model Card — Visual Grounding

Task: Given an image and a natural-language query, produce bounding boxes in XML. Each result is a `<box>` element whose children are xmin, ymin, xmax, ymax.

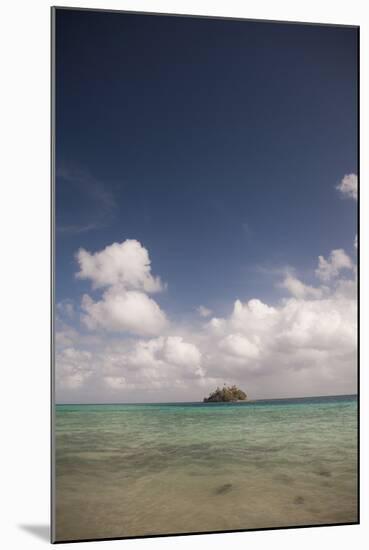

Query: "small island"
<box><xmin>203</xmin><ymin>384</ymin><xmax>247</xmax><ymax>403</ymax></box>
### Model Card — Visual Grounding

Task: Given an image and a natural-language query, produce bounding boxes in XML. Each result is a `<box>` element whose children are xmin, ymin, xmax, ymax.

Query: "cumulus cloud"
<box><xmin>116</xmin><ymin>336</ymin><xmax>203</xmax><ymax>380</ymax></box>
<box><xmin>219</xmin><ymin>333</ymin><xmax>260</xmax><ymax>359</ymax></box>
<box><xmin>315</xmin><ymin>249</ymin><xmax>353</xmax><ymax>282</ymax></box>
<box><xmin>280</xmin><ymin>273</ymin><xmax>322</xmax><ymax>299</ymax></box>
<box><xmin>336</xmin><ymin>173</ymin><xmax>358</xmax><ymax>201</ymax></box>
<box><xmin>56</xmin><ymin>347</ymin><xmax>94</xmax><ymax>389</ymax></box>
<box><xmin>55</xmin><ymin>336</ymin><xmax>204</xmax><ymax>400</ymax></box>
<box><xmin>163</xmin><ymin>336</ymin><xmax>202</xmax><ymax>370</ymax></box>
<box><xmin>81</xmin><ymin>287</ymin><xmax>168</xmax><ymax>336</ymax></box>
<box><xmin>230</xmin><ymin>298</ymin><xmax>277</xmax><ymax>333</ymax></box>
<box><xmin>76</xmin><ymin>239</ymin><xmax>168</xmax><ymax>337</ymax></box>
<box><xmin>56</xmin><ymin>239</ymin><xmax>357</xmax><ymax>402</ymax></box>
<box><xmin>199</xmin><ymin>273</ymin><xmax>356</xmax><ymax>394</ymax></box>
<box><xmin>196</xmin><ymin>249</ymin><xmax>356</xmax><ymax>395</ymax></box>
<box><xmin>76</xmin><ymin>239</ymin><xmax>164</xmax><ymax>292</ymax></box>
<box><xmin>274</xmin><ymin>296</ymin><xmax>356</xmax><ymax>352</ymax></box>
<box><xmin>104</xmin><ymin>376</ymin><xmax>131</xmax><ymax>390</ymax></box>
<box><xmin>55</xmin><ymin>322</ymin><xmax>79</xmax><ymax>348</ymax></box>
<box><xmin>56</xmin><ymin>204</ymin><xmax>357</xmax><ymax>402</ymax></box>
<box><xmin>57</xmin><ymin>299</ymin><xmax>75</xmax><ymax>318</ymax></box>
<box><xmin>56</xmin><ymin>247</ymin><xmax>357</xmax><ymax>400</ymax></box>
<box><xmin>197</xmin><ymin>305</ymin><xmax>212</xmax><ymax>317</ymax></box>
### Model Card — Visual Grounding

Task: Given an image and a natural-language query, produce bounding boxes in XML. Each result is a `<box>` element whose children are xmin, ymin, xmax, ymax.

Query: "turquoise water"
<box><xmin>54</xmin><ymin>395</ymin><xmax>358</xmax><ymax>541</ymax></box>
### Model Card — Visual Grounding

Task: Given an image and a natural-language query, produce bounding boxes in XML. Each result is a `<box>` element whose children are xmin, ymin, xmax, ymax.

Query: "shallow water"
<box><xmin>54</xmin><ymin>395</ymin><xmax>358</xmax><ymax>541</ymax></box>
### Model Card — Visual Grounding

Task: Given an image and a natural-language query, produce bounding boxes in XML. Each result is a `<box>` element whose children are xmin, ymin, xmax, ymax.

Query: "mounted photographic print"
<box><xmin>51</xmin><ymin>7</ymin><xmax>359</xmax><ymax>543</ymax></box>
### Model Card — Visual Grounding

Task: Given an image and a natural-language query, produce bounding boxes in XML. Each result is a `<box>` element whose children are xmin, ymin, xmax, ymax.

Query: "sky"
<box><xmin>54</xmin><ymin>9</ymin><xmax>358</xmax><ymax>403</ymax></box>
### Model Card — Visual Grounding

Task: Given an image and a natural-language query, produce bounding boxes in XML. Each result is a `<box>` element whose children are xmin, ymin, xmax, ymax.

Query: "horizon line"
<box><xmin>55</xmin><ymin>392</ymin><xmax>357</xmax><ymax>406</ymax></box>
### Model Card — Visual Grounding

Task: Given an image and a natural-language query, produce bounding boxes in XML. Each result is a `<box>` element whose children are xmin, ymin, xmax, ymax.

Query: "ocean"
<box><xmin>54</xmin><ymin>394</ymin><xmax>358</xmax><ymax>541</ymax></box>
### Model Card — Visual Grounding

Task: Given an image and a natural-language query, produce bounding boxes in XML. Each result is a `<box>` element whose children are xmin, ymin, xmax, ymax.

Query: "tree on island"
<box><xmin>203</xmin><ymin>384</ymin><xmax>247</xmax><ymax>403</ymax></box>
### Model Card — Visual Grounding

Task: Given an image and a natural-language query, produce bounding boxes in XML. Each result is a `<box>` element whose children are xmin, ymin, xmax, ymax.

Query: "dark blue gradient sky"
<box><xmin>55</xmin><ymin>9</ymin><xmax>358</xmax><ymax>321</ymax></box>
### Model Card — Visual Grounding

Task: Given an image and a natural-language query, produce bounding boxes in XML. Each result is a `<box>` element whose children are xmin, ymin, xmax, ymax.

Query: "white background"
<box><xmin>0</xmin><ymin>0</ymin><xmax>367</xmax><ymax>548</ymax></box>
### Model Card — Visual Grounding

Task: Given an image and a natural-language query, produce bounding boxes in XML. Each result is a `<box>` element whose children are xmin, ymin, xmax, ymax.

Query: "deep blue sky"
<box><xmin>55</xmin><ymin>9</ymin><xmax>358</xmax><ymax>320</ymax></box>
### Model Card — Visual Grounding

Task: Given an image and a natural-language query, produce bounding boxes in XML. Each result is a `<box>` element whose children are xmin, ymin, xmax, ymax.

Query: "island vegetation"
<box><xmin>203</xmin><ymin>384</ymin><xmax>247</xmax><ymax>403</ymax></box>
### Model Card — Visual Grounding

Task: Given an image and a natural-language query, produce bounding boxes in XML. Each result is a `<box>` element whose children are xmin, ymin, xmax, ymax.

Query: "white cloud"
<box><xmin>197</xmin><ymin>305</ymin><xmax>212</xmax><ymax>317</ymax></box>
<box><xmin>219</xmin><ymin>333</ymin><xmax>260</xmax><ymax>359</ymax></box>
<box><xmin>230</xmin><ymin>298</ymin><xmax>277</xmax><ymax>335</ymax></box>
<box><xmin>76</xmin><ymin>239</ymin><xmax>168</xmax><ymax>337</ymax></box>
<box><xmin>315</xmin><ymin>249</ymin><xmax>353</xmax><ymax>282</ymax></box>
<box><xmin>280</xmin><ymin>273</ymin><xmax>322</xmax><ymax>299</ymax></box>
<box><xmin>56</xmin><ymin>348</ymin><xmax>93</xmax><ymax>389</ymax></box>
<box><xmin>76</xmin><ymin>239</ymin><xmax>164</xmax><ymax>292</ymax></box>
<box><xmin>55</xmin><ymin>323</ymin><xmax>78</xmax><ymax>348</ymax></box>
<box><xmin>56</xmin><ymin>227</ymin><xmax>357</xmax><ymax>401</ymax></box>
<box><xmin>199</xmin><ymin>279</ymin><xmax>356</xmax><ymax>393</ymax></box>
<box><xmin>56</xmin><ymin>249</ymin><xmax>357</xmax><ymax>399</ymax></box>
<box><xmin>56</xmin><ymin>335</ymin><xmax>204</xmax><ymax>399</ymax></box>
<box><xmin>336</xmin><ymin>173</ymin><xmax>358</xmax><ymax>201</ymax></box>
<box><xmin>125</xmin><ymin>336</ymin><xmax>203</xmax><ymax>379</ymax></box>
<box><xmin>163</xmin><ymin>336</ymin><xmax>202</xmax><ymax>369</ymax></box>
<box><xmin>274</xmin><ymin>296</ymin><xmax>356</xmax><ymax>352</ymax></box>
<box><xmin>105</xmin><ymin>376</ymin><xmax>128</xmax><ymax>389</ymax></box>
<box><xmin>194</xmin><ymin>246</ymin><xmax>356</xmax><ymax>396</ymax></box>
<box><xmin>57</xmin><ymin>300</ymin><xmax>75</xmax><ymax>318</ymax></box>
<box><xmin>81</xmin><ymin>286</ymin><xmax>168</xmax><ymax>336</ymax></box>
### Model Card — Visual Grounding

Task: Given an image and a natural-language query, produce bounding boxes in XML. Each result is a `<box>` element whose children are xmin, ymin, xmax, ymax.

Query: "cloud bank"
<box><xmin>56</xmin><ymin>177</ymin><xmax>358</xmax><ymax>403</ymax></box>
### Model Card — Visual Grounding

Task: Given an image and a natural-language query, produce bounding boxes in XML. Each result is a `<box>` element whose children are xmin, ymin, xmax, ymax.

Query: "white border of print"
<box><xmin>1</xmin><ymin>1</ymin><xmax>367</xmax><ymax>549</ymax></box>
